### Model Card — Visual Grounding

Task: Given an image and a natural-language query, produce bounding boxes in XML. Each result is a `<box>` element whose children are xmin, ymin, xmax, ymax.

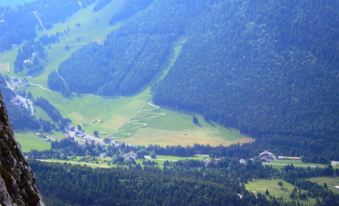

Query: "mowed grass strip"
<box><xmin>14</xmin><ymin>132</ymin><xmax>51</xmax><ymax>152</ymax></box>
<box><xmin>123</xmin><ymin>128</ymin><xmax>252</xmax><ymax>147</ymax></box>
<box><xmin>136</xmin><ymin>155</ymin><xmax>209</xmax><ymax>169</ymax></box>
<box><xmin>246</xmin><ymin>179</ymin><xmax>316</xmax><ymax>205</ymax></box>
<box><xmin>263</xmin><ymin>160</ymin><xmax>327</xmax><ymax>170</ymax></box>
<box><xmin>38</xmin><ymin>159</ymin><xmax>116</xmax><ymax>169</ymax></box>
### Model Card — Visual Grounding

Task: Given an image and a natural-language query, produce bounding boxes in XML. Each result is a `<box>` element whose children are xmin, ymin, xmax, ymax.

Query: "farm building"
<box><xmin>259</xmin><ymin>151</ymin><xmax>276</xmax><ymax>162</ymax></box>
<box><xmin>277</xmin><ymin>156</ymin><xmax>301</xmax><ymax>160</ymax></box>
<box><xmin>123</xmin><ymin>151</ymin><xmax>138</xmax><ymax>162</ymax></box>
<box><xmin>239</xmin><ymin>159</ymin><xmax>247</xmax><ymax>165</ymax></box>
<box><xmin>331</xmin><ymin>161</ymin><xmax>339</xmax><ymax>167</ymax></box>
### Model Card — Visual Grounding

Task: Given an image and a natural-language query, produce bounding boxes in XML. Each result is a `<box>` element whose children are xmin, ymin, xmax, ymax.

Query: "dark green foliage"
<box><xmin>109</xmin><ymin>0</ymin><xmax>153</xmax><ymax>24</ymax></box>
<box><xmin>14</xmin><ymin>41</ymin><xmax>45</xmax><ymax>74</ymax></box>
<box><xmin>47</xmin><ymin>71</ymin><xmax>70</xmax><ymax>96</ymax></box>
<box><xmin>0</xmin><ymin>76</ymin><xmax>41</xmax><ymax>131</ymax></box>
<box><xmin>52</xmin><ymin>33</ymin><xmax>172</xmax><ymax>96</ymax></box>
<box><xmin>93</xmin><ymin>0</ymin><xmax>112</xmax><ymax>12</ymax></box>
<box><xmin>48</xmin><ymin>1</ymin><xmax>339</xmax><ymax>159</ymax></box>
<box><xmin>38</xmin><ymin>34</ymin><xmax>60</xmax><ymax>46</ymax></box>
<box><xmin>48</xmin><ymin>0</ymin><xmax>210</xmax><ymax>96</ymax></box>
<box><xmin>34</xmin><ymin>97</ymin><xmax>70</xmax><ymax>130</ymax></box>
<box><xmin>30</xmin><ymin>160</ymin><xmax>339</xmax><ymax>206</ymax></box>
<box><xmin>30</xmin><ymin>160</ymin><xmax>278</xmax><ymax>206</ymax></box>
<box><xmin>152</xmin><ymin>0</ymin><xmax>339</xmax><ymax>158</ymax></box>
<box><xmin>0</xmin><ymin>0</ymin><xmax>95</xmax><ymax>51</ymax></box>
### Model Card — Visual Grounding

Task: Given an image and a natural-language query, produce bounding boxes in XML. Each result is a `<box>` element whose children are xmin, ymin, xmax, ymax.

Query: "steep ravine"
<box><xmin>0</xmin><ymin>93</ymin><xmax>42</xmax><ymax>206</ymax></box>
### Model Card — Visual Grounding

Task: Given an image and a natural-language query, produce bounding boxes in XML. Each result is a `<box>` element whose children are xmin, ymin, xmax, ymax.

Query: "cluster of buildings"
<box><xmin>257</xmin><ymin>151</ymin><xmax>301</xmax><ymax>162</ymax></box>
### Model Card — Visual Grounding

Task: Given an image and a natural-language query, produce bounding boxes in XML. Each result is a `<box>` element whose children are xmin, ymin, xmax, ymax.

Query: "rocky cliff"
<box><xmin>0</xmin><ymin>93</ymin><xmax>42</xmax><ymax>206</ymax></box>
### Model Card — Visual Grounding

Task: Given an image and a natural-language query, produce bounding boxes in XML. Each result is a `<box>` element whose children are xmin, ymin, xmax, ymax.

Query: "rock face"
<box><xmin>0</xmin><ymin>93</ymin><xmax>42</xmax><ymax>206</ymax></box>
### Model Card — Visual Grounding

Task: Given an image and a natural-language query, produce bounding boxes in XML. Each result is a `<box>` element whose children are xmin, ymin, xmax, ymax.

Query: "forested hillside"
<box><xmin>153</xmin><ymin>0</ymin><xmax>339</xmax><ymax>156</ymax></box>
<box><xmin>154</xmin><ymin>0</ymin><xmax>339</xmax><ymax>139</ymax></box>
<box><xmin>48</xmin><ymin>0</ymin><xmax>339</xmax><ymax>158</ymax></box>
<box><xmin>0</xmin><ymin>0</ymin><xmax>95</xmax><ymax>51</ymax></box>
<box><xmin>48</xmin><ymin>0</ymin><xmax>206</xmax><ymax>96</ymax></box>
<box><xmin>30</xmin><ymin>160</ymin><xmax>279</xmax><ymax>206</ymax></box>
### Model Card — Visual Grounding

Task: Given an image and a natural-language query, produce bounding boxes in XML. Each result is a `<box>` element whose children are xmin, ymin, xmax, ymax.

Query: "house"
<box><xmin>123</xmin><ymin>151</ymin><xmax>138</xmax><ymax>162</ymax></box>
<box><xmin>239</xmin><ymin>159</ymin><xmax>247</xmax><ymax>165</ymax></box>
<box><xmin>331</xmin><ymin>161</ymin><xmax>339</xmax><ymax>167</ymax></box>
<box><xmin>204</xmin><ymin>159</ymin><xmax>212</xmax><ymax>167</ymax></box>
<box><xmin>259</xmin><ymin>151</ymin><xmax>276</xmax><ymax>162</ymax></box>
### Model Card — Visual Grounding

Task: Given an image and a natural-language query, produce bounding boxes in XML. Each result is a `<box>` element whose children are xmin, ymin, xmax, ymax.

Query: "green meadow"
<box><xmin>246</xmin><ymin>179</ymin><xmax>316</xmax><ymax>205</ymax></box>
<box><xmin>263</xmin><ymin>160</ymin><xmax>327</xmax><ymax>170</ymax></box>
<box><xmin>308</xmin><ymin>177</ymin><xmax>339</xmax><ymax>194</ymax></box>
<box><xmin>15</xmin><ymin>132</ymin><xmax>51</xmax><ymax>152</ymax></box>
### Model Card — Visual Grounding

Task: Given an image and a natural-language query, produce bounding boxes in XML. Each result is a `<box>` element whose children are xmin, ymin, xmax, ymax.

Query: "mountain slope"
<box><xmin>47</xmin><ymin>0</ymin><xmax>339</xmax><ymax>158</ymax></box>
<box><xmin>0</xmin><ymin>92</ymin><xmax>42</xmax><ymax>205</ymax></box>
<box><xmin>153</xmin><ymin>0</ymin><xmax>339</xmax><ymax>138</ymax></box>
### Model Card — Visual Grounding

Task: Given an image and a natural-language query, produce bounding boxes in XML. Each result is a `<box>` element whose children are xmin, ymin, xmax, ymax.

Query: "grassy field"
<box><xmin>39</xmin><ymin>158</ymin><xmax>116</xmax><ymax>169</ymax></box>
<box><xmin>0</xmin><ymin>49</ymin><xmax>18</xmax><ymax>75</ymax></box>
<box><xmin>246</xmin><ymin>179</ymin><xmax>316</xmax><ymax>205</ymax></box>
<box><xmin>263</xmin><ymin>160</ymin><xmax>327</xmax><ymax>170</ymax></box>
<box><xmin>308</xmin><ymin>177</ymin><xmax>339</xmax><ymax>194</ymax></box>
<box><xmin>14</xmin><ymin>132</ymin><xmax>51</xmax><ymax>152</ymax></box>
<box><xmin>150</xmin><ymin>155</ymin><xmax>209</xmax><ymax>168</ymax></box>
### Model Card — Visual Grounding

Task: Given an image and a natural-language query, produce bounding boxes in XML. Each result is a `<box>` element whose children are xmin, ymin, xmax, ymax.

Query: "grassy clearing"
<box><xmin>27</xmin><ymin>85</ymin><xmax>150</xmax><ymax>135</ymax></box>
<box><xmin>14</xmin><ymin>132</ymin><xmax>51</xmax><ymax>152</ymax></box>
<box><xmin>152</xmin><ymin>155</ymin><xmax>209</xmax><ymax>168</ymax></box>
<box><xmin>246</xmin><ymin>179</ymin><xmax>316</xmax><ymax>205</ymax></box>
<box><xmin>0</xmin><ymin>49</ymin><xmax>18</xmax><ymax>75</ymax></box>
<box><xmin>264</xmin><ymin>160</ymin><xmax>327</xmax><ymax>170</ymax></box>
<box><xmin>124</xmin><ymin>128</ymin><xmax>251</xmax><ymax>147</ymax></box>
<box><xmin>308</xmin><ymin>177</ymin><xmax>339</xmax><ymax>194</ymax></box>
<box><xmin>39</xmin><ymin>158</ymin><xmax>116</xmax><ymax>169</ymax></box>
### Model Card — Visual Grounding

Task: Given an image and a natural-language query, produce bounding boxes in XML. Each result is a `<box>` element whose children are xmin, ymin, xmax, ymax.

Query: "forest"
<box><xmin>47</xmin><ymin>0</ymin><xmax>209</xmax><ymax>96</ymax></box>
<box><xmin>51</xmin><ymin>33</ymin><xmax>172</xmax><ymax>96</ymax></box>
<box><xmin>0</xmin><ymin>0</ymin><xmax>97</xmax><ymax>51</ymax></box>
<box><xmin>30</xmin><ymin>159</ymin><xmax>339</xmax><ymax>206</ymax></box>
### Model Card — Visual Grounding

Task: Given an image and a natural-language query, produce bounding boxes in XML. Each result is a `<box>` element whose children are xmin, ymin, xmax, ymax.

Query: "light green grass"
<box><xmin>308</xmin><ymin>177</ymin><xmax>339</xmax><ymax>194</ymax></box>
<box><xmin>246</xmin><ymin>179</ymin><xmax>316</xmax><ymax>205</ymax></box>
<box><xmin>34</xmin><ymin>107</ymin><xmax>54</xmax><ymax>122</ymax></box>
<box><xmin>14</xmin><ymin>132</ymin><xmax>51</xmax><ymax>152</ymax></box>
<box><xmin>0</xmin><ymin>49</ymin><xmax>18</xmax><ymax>75</ymax></box>
<box><xmin>154</xmin><ymin>155</ymin><xmax>208</xmax><ymax>165</ymax></box>
<box><xmin>264</xmin><ymin>160</ymin><xmax>326</xmax><ymax>170</ymax></box>
<box><xmin>39</xmin><ymin>159</ymin><xmax>116</xmax><ymax>169</ymax></box>
<box><xmin>27</xmin><ymin>85</ymin><xmax>150</xmax><ymax>135</ymax></box>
